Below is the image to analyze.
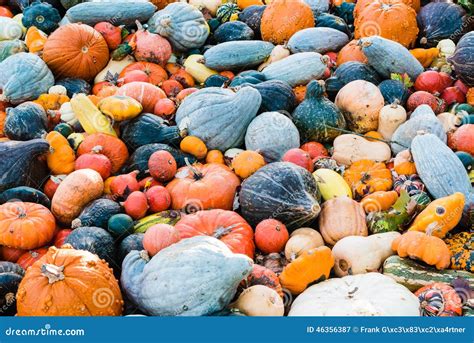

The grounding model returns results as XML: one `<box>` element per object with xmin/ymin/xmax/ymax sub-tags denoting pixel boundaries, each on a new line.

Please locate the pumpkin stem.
<box><xmin>91</xmin><ymin>145</ymin><xmax>103</xmax><ymax>154</ymax></box>
<box><xmin>41</xmin><ymin>264</ymin><xmax>65</xmax><ymax>284</ymax></box>
<box><xmin>213</xmin><ymin>224</ymin><xmax>239</xmax><ymax>239</ymax></box>
<box><xmin>420</xmin><ymin>37</ymin><xmax>428</xmax><ymax>45</ymax></box>
<box><xmin>139</xmin><ymin>250</ymin><xmax>150</xmax><ymax>262</ymax></box>
<box><xmin>135</xmin><ymin>20</ymin><xmax>144</xmax><ymax>31</ymax></box>
<box><xmin>184</xmin><ymin>158</ymin><xmax>203</xmax><ymax>180</ymax></box>
<box><xmin>17</xmin><ymin>206</ymin><xmax>27</xmax><ymax>219</ymax></box>
<box><xmin>71</xmin><ymin>218</ymin><xmax>82</xmax><ymax>229</ymax></box>
<box><xmin>390</xmin><ymin>99</ymin><xmax>400</xmax><ymax>108</ymax></box>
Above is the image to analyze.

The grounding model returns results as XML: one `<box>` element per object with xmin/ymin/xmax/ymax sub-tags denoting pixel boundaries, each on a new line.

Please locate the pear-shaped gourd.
<box><xmin>292</xmin><ymin>80</ymin><xmax>346</xmax><ymax>143</ymax></box>
<box><xmin>391</xmin><ymin>105</ymin><xmax>446</xmax><ymax>154</ymax></box>
<box><xmin>377</xmin><ymin>103</ymin><xmax>407</xmax><ymax>141</ymax></box>
<box><xmin>123</xmin><ymin>236</ymin><xmax>253</xmax><ymax>316</ymax></box>
<box><xmin>176</xmin><ymin>87</ymin><xmax>261</xmax><ymax>151</ymax></box>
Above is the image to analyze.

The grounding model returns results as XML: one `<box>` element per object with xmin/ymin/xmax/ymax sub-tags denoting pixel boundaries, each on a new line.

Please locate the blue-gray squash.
<box><xmin>378</xmin><ymin>79</ymin><xmax>409</xmax><ymax>106</ymax></box>
<box><xmin>118</xmin><ymin>234</ymin><xmax>144</xmax><ymax>263</ymax></box>
<box><xmin>448</xmin><ymin>32</ymin><xmax>474</xmax><ymax>87</ymax></box>
<box><xmin>0</xmin><ymin>262</ymin><xmax>24</xmax><ymax>316</ymax></box>
<box><xmin>325</xmin><ymin>61</ymin><xmax>381</xmax><ymax>98</ymax></box>
<box><xmin>66</xmin><ymin>1</ymin><xmax>156</xmax><ymax>26</ymax></box>
<box><xmin>261</xmin><ymin>52</ymin><xmax>327</xmax><ymax>87</ymax></box>
<box><xmin>241</xmin><ymin>80</ymin><xmax>296</xmax><ymax>113</ymax></box>
<box><xmin>411</xmin><ymin>133</ymin><xmax>473</xmax><ymax>226</ymax></box>
<box><xmin>238</xmin><ymin>5</ymin><xmax>265</xmax><ymax>36</ymax></box>
<box><xmin>0</xmin><ymin>186</ymin><xmax>50</xmax><ymax>208</ymax></box>
<box><xmin>0</xmin><ymin>53</ymin><xmax>54</xmax><ymax>105</ymax></box>
<box><xmin>5</xmin><ymin>102</ymin><xmax>48</xmax><ymax>141</ymax></box>
<box><xmin>360</xmin><ymin>36</ymin><xmax>424</xmax><ymax>80</ymax></box>
<box><xmin>55</xmin><ymin>78</ymin><xmax>91</xmax><ymax>97</ymax></box>
<box><xmin>204</xmin><ymin>74</ymin><xmax>230</xmax><ymax>87</ymax></box>
<box><xmin>147</xmin><ymin>2</ymin><xmax>209</xmax><ymax>51</ymax></box>
<box><xmin>22</xmin><ymin>1</ymin><xmax>61</xmax><ymax>34</ymax></box>
<box><xmin>287</xmin><ymin>27</ymin><xmax>349</xmax><ymax>54</ymax></box>
<box><xmin>315</xmin><ymin>13</ymin><xmax>350</xmax><ymax>36</ymax></box>
<box><xmin>230</xmin><ymin>70</ymin><xmax>266</xmax><ymax>87</ymax></box>
<box><xmin>213</xmin><ymin>21</ymin><xmax>254</xmax><ymax>43</ymax></box>
<box><xmin>72</xmin><ymin>198</ymin><xmax>122</xmax><ymax>229</ymax></box>
<box><xmin>292</xmin><ymin>80</ymin><xmax>346</xmax><ymax>143</ymax></box>
<box><xmin>239</xmin><ymin>162</ymin><xmax>321</xmax><ymax>230</ymax></box>
<box><xmin>304</xmin><ymin>0</ymin><xmax>329</xmax><ymax>16</ymax></box>
<box><xmin>391</xmin><ymin>105</ymin><xmax>446</xmax><ymax>154</ymax></box>
<box><xmin>203</xmin><ymin>40</ymin><xmax>274</xmax><ymax>71</ymax></box>
<box><xmin>176</xmin><ymin>87</ymin><xmax>261</xmax><ymax>151</ymax></box>
<box><xmin>0</xmin><ymin>40</ymin><xmax>27</xmax><ymax>63</ymax></box>
<box><xmin>245</xmin><ymin>111</ymin><xmax>300</xmax><ymax>162</ymax></box>
<box><xmin>122</xmin><ymin>236</ymin><xmax>253</xmax><ymax>316</ymax></box>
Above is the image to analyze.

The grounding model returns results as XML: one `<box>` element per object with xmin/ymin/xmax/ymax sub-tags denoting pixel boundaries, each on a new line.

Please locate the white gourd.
<box><xmin>377</xmin><ymin>104</ymin><xmax>407</xmax><ymax>140</ymax></box>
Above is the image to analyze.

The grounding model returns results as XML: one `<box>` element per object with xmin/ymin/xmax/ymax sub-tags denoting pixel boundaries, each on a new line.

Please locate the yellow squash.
<box><xmin>45</xmin><ymin>131</ymin><xmax>76</xmax><ymax>175</ymax></box>
<box><xmin>70</xmin><ymin>94</ymin><xmax>117</xmax><ymax>137</ymax></box>
<box><xmin>184</xmin><ymin>54</ymin><xmax>218</xmax><ymax>84</ymax></box>
<box><xmin>409</xmin><ymin>192</ymin><xmax>465</xmax><ymax>238</ymax></box>
<box><xmin>312</xmin><ymin>168</ymin><xmax>352</xmax><ymax>200</ymax></box>
<box><xmin>98</xmin><ymin>95</ymin><xmax>143</xmax><ymax>121</ymax></box>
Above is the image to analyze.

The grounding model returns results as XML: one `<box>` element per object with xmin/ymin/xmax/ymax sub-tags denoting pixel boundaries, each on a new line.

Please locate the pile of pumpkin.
<box><xmin>0</xmin><ymin>0</ymin><xmax>473</xmax><ymax>317</ymax></box>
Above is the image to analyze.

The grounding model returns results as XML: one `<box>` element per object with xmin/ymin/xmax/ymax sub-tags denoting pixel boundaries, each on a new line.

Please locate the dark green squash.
<box><xmin>71</xmin><ymin>198</ymin><xmax>122</xmax><ymax>229</ymax></box>
<box><xmin>216</xmin><ymin>3</ymin><xmax>240</xmax><ymax>23</ymax></box>
<box><xmin>121</xmin><ymin>143</ymin><xmax>196</xmax><ymax>177</ymax></box>
<box><xmin>55</xmin><ymin>78</ymin><xmax>91</xmax><ymax>97</ymax></box>
<box><xmin>0</xmin><ymin>139</ymin><xmax>50</xmax><ymax>193</ymax></box>
<box><xmin>213</xmin><ymin>21</ymin><xmax>254</xmax><ymax>43</ymax></box>
<box><xmin>455</xmin><ymin>151</ymin><xmax>473</xmax><ymax>172</ymax></box>
<box><xmin>120</xmin><ymin>113</ymin><xmax>183</xmax><ymax>151</ymax></box>
<box><xmin>418</xmin><ymin>2</ymin><xmax>467</xmax><ymax>47</ymax></box>
<box><xmin>325</xmin><ymin>62</ymin><xmax>381</xmax><ymax>98</ymax></box>
<box><xmin>292</xmin><ymin>80</ymin><xmax>346</xmax><ymax>143</ymax></box>
<box><xmin>241</xmin><ymin>80</ymin><xmax>296</xmax><ymax>113</ymax></box>
<box><xmin>117</xmin><ymin>233</ymin><xmax>144</xmax><ymax>263</ymax></box>
<box><xmin>0</xmin><ymin>262</ymin><xmax>24</xmax><ymax>316</ymax></box>
<box><xmin>64</xmin><ymin>226</ymin><xmax>116</xmax><ymax>267</ymax></box>
<box><xmin>204</xmin><ymin>74</ymin><xmax>230</xmax><ymax>87</ymax></box>
<box><xmin>448</xmin><ymin>32</ymin><xmax>474</xmax><ymax>87</ymax></box>
<box><xmin>238</xmin><ymin>5</ymin><xmax>265</xmax><ymax>37</ymax></box>
<box><xmin>378</xmin><ymin>79</ymin><xmax>409</xmax><ymax>106</ymax></box>
<box><xmin>315</xmin><ymin>13</ymin><xmax>350</xmax><ymax>36</ymax></box>
<box><xmin>239</xmin><ymin>162</ymin><xmax>321</xmax><ymax>230</ymax></box>
<box><xmin>22</xmin><ymin>0</ymin><xmax>61</xmax><ymax>34</ymax></box>
<box><xmin>0</xmin><ymin>186</ymin><xmax>50</xmax><ymax>208</ymax></box>
<box><xmin>108</xmin><ymin>213</ymin><xmax>135</xmax><ymax>238</ymax></box>
<box><xmin>54</xmin><ymin>122</ymin><xmax>74</xmax><ymax>138</ymax></box>
<box><xmin>332</xmin><ymin>2</ymin><xmax>354</xmax><ymax>26</ymax></box>
<box><xmin>207</xmin><ymin>18</ymin><xmax>221</xmax><ymax>32</ymax></box>
<box><xmin>229</xmin><ymin>70</ymin><xmax>266</xmax><ymax>87</ymax></box>
<box><xmin>4</xmin><ymin>102</ymin><xmax>48</xmax><ymax>141</ymax></box>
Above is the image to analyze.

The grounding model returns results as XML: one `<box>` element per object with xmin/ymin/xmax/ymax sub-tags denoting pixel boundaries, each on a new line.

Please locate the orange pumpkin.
<box><xmin>393</xmin><ymin>149</ymin><xmax>417</xmax><ymax>175</ymax></box>
<box><xmin>231</xmin><ymin>150</ymin><xmax>266</xmax><ymax>179</ymax></box>
<box><xmin>260</xmin><ymin>0</ymin><xmax>315</xmax><ymax>45</ymax></box>
<box><xmin>116</xmin><ymin>82</ymin><xmax>166</xmax><ymax>113</ymax></box>
<box><xmin>150</xmin><ymin>0</ymin><xmax>176</xmax><ymax>9</ymax></box>
<box><xmin>206</xmin><ymin>150</ymin><xmax>225</xmax><ymax>164</ymax></box>
<box><xmin>448</xmin><ymin>124</ymin><xmax>474</xmax><ymax>155</ymax></box>
<box><xmin>119</xmin><ymin>62</ymin><xmax>168</xmax><ymax>86</ymax></box>
<box><xmin>16</xmin><ymin>245</ymin><xmax>123</xmax><ymax>316</ymax></box>
<box><xmin>392</xmin><ymin>231</ymin><xmax>451</xmax><ymax>270</ymax></box>
<box><xmin>0</xmin><ymin>246</ymin><xmax>24</xmax><ymax>262</ymax></box>
<box><xmin>355</xmin><ymin>0</ymin><xmax>420</xmax><ymax>15</ymax></box>
<box><xmin>166</xmin><ymin>163</ymin><xmax>240</xmax><ymax>212</ymax></box>
<box><xmin>174</xmin><ymin>209</ymin><xmax>255</xmax><ymax>258</ymax></box>
<box><xmin>0</xmin><ymin>202</ymin><xmax>56</xmax><ymax>250</ymax></box>
<box><xmin>143</xmin><ymin>224</ymin><xmax>180</xmax><ymax>256</ymax></box>
<box><xmin>0</xmin><ymin>110</ymin><xmax>6</xmax><ymax>137</ymax></box>
<box><xmin>43</xmin><ymin>24</ymin><xmax>109</xmax><ymax>81</ymax></box>
<box><xmin>45</xmin><ymin>131</ymin><xmax>76</xmax><ymax>175</ymax></box>
<box><xmin>237</xmin><ymin>0</ymin><xmax>265</xmax><ymax>9</ymax></box>
<box><xmin>34</xmin><ymin>93</ymin><xmax>69</xmax><ymax>111</ymax></box>
<box><xmin>355</xmin><ymin>1</ymin><xmax>419</xmax><ymax>48</ymax></box>
<box><xmin>360</xmin><ymin>190</ymin><xmax>398</xmax><ymax>212</ymax></box>
<box><xmin>343</xmin><ymin>160</ymin><xmax>393</xmax><ymax>199</ymax></box>
<box><xmin>242</xmin><ymin>264</ymin><xmax>283</xmax><ymax>297</ymax></box>
<box><xmin>77</xmin><ymin>133</ymin><xmax>129</xmax><ymax>174</ymax></box>
<box><xmin>336</xmin><ymin>40</ymin><xmax>368</xmax><ymax>65</ymax></box>
<box><xmin>254</xmin><ymin>219</ymin><xmax>289</xmax><ymax>254</ymax></box>
<box><xmin>467</xmin><ymin>88</ymin><xmax>474</xmax><ymax>106</ymax></box>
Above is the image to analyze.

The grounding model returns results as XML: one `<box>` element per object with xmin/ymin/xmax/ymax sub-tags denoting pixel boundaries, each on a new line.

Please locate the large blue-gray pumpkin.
<box><xmin>304</xmin><ymin>0</ymin><xmax>329</xmax><ymax>16</ymax></box>
<box><xmin>245</xmin><ymin>111</ymin><xmax>300</xmax><ymax>162</ymax></box>
<box><xmin>0</xmin><ymin>40</ymin><xmax>27</xmax><ymax>63</ymax></box>
<box><xmin>176</xmin><ymin>87</ymin><xmax>261</xmax><ymax>151</ymax></box>
<box><xmin>239</xmin><ymin>162</ymin><xmax>321</xmax><ymax>230</ymax></box>
<box><xmin>240</xmin><ymin>80</ymin><xmax>296</xmax><ymax>113</ymax></box>
<box><xmin>0</xmin><ymin>53</ymin><xmax>54</xmax><ymax>105</ymax></box>
<box><xmin>448</xmin><ymin>32</ymin><xmax>474</xmax><ymax>87</ymax></box>
<box><xmin>287</xmin><ymin>27</ymin><xmax>349</xmax><ymax>54</ymax></box>
<box><xmin>121</xmin><ymin>236</ymin><xmax>253</xmax><ymax>316</ymax></box>
<box><xmin>203</xmin><ymin>40</ymin><xmax>274</xmax><ymax>71</ymax></box>
<box><xmin>390</xmin><ymin>105</ymin><xmax>446</xmax><ymax>154</ymax></box>
<box><xmin>360</xmin><ymin>36</ymin><xmax>424</xmax><ymax>80</ymax></box>
<box><xmin>261</xmin><ymin>52</ymin><xmax>327</xmax><ymax>87</ymax></box>
<box><xmin>147</xmin><ymin>2</ymin><xmax>209</xmax><ymax>51</ymax></box>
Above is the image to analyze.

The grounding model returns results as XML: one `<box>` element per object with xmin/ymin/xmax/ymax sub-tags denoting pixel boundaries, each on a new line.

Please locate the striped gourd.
<box><xmin>133</xmin><ymin>211</ymin><xmax>182</xmax><ymax>233</ymax></box>
<box><xmin>383</xmin><ymin>255</ymin><xmax>474</xmax><ymax>292</ymax></box>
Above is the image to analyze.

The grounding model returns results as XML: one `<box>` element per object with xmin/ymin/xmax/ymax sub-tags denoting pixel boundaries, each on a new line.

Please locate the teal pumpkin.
<box><xmin>238</xmin><ymin>5</ymin><xmax>265</xmax><ymax>36</ymax></box>
<box><xmin>213</xmin><ymin>21</ymin><xmax>254</xmax><ymax>43</ymax></box>
<box><xmin>5</xmin><ymin>102</ymin><xmax>48</xmax><ymax>141</ymax></box>
<box><xmin>0</xmin><ymin>186</ymin><xmax>50</xmax><ymax>208</ymax></box>
<box><xmin>0</xmin><ymin>262</ymin><xmax>24</xmax><ymax>316</ymax></box>
<box><xmin>65</xmin><ymin>226</ymin><xmax>116</xmax><ymax>266</ymax></box>
<box><xmin>315</xmin><ymin>13</ymin><xmax>350</xmax><ymax>36</ymax></box>
<box><xmin>22</xmin><ymin>1</ymin><xmax>62</xmax><ymax>34</ymax></box>
<box><xmin>71</xmin><ymin>198</ymin><xmax>122</xmax><ymax>229</ymax></box>
<box><xmin>108</xmin><ymin>213</ymin><xmax>135</xmax><ymax>238</ymax></box>
<box><xmin>204</xmin><ymin>74</ymin><xmax>230</xmax><ymax>87</ymax></box>
<box><xmin>241</xmin><ymin>80</ymin><xmax>296</xmax><ymax>113</ymax></box>
<box><xmin>55</xmin><ymin>78</ymin><xmax>91</xmax><ymax>97</ymax></box>
<box><xmin>216</xmin><ymin>3</ymin><xmax>240</xmax><ymax>23</ymax></box>
<box><xmin>230</xmin><ymin>70</ymin><xmax>266</xmax><ymax>87</ymax></box>
<box><xmin>455</xmin><ymin>151</ymin><xmax>473</xmax><ymax>172</ymax></box>
<box><xmin>118</xmin><ymin>233</ymin><xmax>144</xmax><ymax>263</ymax></box>
<box><xmin>292</xmin><ymin>80</ymin><xmax>346</xmax><ymax>143</ymax></box>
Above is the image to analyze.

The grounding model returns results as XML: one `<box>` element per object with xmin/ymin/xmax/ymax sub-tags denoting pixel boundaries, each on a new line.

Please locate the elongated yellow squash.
<box><xmin>70</xmin><ymin>94</ymin><xmax>117</xmax><ymax>137</ymax></box>
<box><xmin>184</xmin><ymin>54</ymin><xmax>217</xmax><ymax>84</ymax></box>
<box><xmin>312</xmin><ymin>169</ymin><xmax>352</xmax><ymax>200</ymax></box>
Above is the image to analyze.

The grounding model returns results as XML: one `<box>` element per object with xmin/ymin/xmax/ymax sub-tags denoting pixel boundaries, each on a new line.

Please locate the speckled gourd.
<box><xmin>175</xmin><ymin>87</ymin><xmax>261</xmax><ymax>151</ymax></box>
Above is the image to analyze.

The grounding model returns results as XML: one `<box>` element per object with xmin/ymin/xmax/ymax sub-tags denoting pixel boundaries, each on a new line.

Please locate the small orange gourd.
<box><xmin>343</xmin><ymin>160</ymin><xmax>393</xmax><ymax>199</ymax></box>
<box><xmin>360</xmin><ymin>190</ymin><xmax>398</xmax><ymax>212</ymax></box>
<box><xmin>410</xmin><ymin>48</ymin><xmax>440</xmax><ymax>68</ymax></box>
<box><xmin>45</xmin><ymin>131</ymin><xmax>76</xmax><ymax>175</ymax></box>
<box><xmin>25</xmin><ymin>26</ymin><xmax>48</xmax><ymax>53</ymax></box>
<box><xmin>409</xmin><ymin>192</ymin><xmax>465</xmax><ymax>238</ymax></box>
<box><xmin>34</xmin><ymin>93</ymin><xmax>70</xmax><ymax>111</ymax></box>
<box><xmin>279</xmin><ymin>246</ymin><xmax>334</xmax><ymax>294</ymax></box>
<box><xmin>232</xmin><ymin>150</ymin><xmax>266</xmax><ymax>179</ymax></box>
<box><xmin>337</xmin><ymin>40</ymin><xmax>368</xmax><ymax>65</ymax></box>
<box><xmin>180</xmin><ymin>136</ymin><xmax>208</xmax><ymax>160</ymax></box>
<box><xmin>467</xmin><ymin>88</ymin><xmax>474</xmax><ymax>106</ymax></box>
<box><xmin>205</xmin><ymin>150</ymin><xmax>225</xmax><ymax>164</ymax></box>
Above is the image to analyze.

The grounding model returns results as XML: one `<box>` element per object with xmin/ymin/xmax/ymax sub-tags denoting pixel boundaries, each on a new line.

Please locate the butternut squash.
<box><xmin>332</xmin><ymin>134</ymin><xmax>391</xmax><ymax>166</ymax></box>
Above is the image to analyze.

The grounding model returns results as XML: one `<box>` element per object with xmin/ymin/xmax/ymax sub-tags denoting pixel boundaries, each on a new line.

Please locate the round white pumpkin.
<box><xmin>234</xmin><ymin>285</ymin><xmax>284</xmax><ymax>316</ymax></box>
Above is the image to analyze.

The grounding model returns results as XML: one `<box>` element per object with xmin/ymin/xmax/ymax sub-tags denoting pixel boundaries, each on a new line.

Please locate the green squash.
<box><xmin>204</xmin><ymin>74</ymin><xmax>230</xmax><ymax>87</ymax></box>
<box><xmin>0</xmin><ymin>186</ymin><xmax>50</xmax><ymax>208</ymax></box>
<box><xmin>315</xmin><ymin>13</ymin><xmax>350</xmax><ymax>36</ymax></box>
<box><xmin>117</xmin><ymin>233</ymin><xmax>144</xmax><ymax>263</ymax></box>
<box><xmin>238</xmin><ymin>5</ymin><xmax>265</xmax><ymax>36</ymax></box>
<box><xmin>239</xmin><ymin>162</ymin><xmax>321</xmax><ymax>230</ymax></box>
<box><xmin>0</xmin><ymin>53</ymin><xmax>54</xmax><ymax>105</ymax></box>
<box><xmin>175</xmin><ymin>87</ymin><xmax>261</xmax><ymax>151</ymax></box>
<box><xmin>4</xmin><ymin>102</ymin><xmax>48</xmax><ymax>141</ymax></box>
<box><xmin>108</xmin><ymin>213</ymin><xmax>135</xmax><ymax>238</ymax></box>
<box><xmin>132</xmin><ymin>210</ymin><xmax>181</xmax><ymax>234</ymax></box>
<box><xmin>65</xmin><ymin>226</ymin><xmax>116</xmax><ymax>266</ymax></box>
<box><xmin>148</xmin><ymin>2</ymin><xmax>209</xmax><ymax>52</ymax></box>
<box><xmin>241</xmin><ymin>80</ymin><xmax>296</xmax><ymax>113</ymax></box>
<box><xmin>203</xmin><ymin>40</ymin><xmax>274</xmax><ymax>71</ymax></box>
<box><xmin>291</xmin><ymin>80</ymin><xmax>346</xmax><ymax>143</ymax></box>
<box><xmin>213</xmin><ymin>21</ymin><xmax>254</xmax><ymax>43</ymax></box>
<box><xmin>0</xmin><ymin>40</ymin><xmax>27</xmax><ymax>63</ymax></box>
<box><xmin>72</xmin><ymin>198</ymin><xmax>122</xmax><ymax>229</ymax></box>
<box><xmin>229</xmin><ymin>70</ymin><xmax>266</xmax><ymax>87</ymax></box>
<box><xmin>122</xmin><ymin>236</ymin><xmax>253</xmax><ymax>316</ymax></box>
<box><xmin>54</xmin><ymin>123</ymin><xmax>74</xmax><ymax>138</ymax></box>
<box><xmin>216</xmin><ymin>3</ymin><xmax>240</xmax><ymax>23</ymax></box>
<box><xmin>0</xmin><ymin>262</ymin><xmax>24</xmax><ymax>316</ymax></box>
<box><xmin>22</xmin><ymin>1</ymin><xmax>61</xmax><ymax>34</ymax></box>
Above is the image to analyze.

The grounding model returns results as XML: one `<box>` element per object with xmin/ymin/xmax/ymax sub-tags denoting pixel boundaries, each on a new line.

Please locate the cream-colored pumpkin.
<box><xmin>284</xmin><ymin>228</ymin><xmax>324</xmax><ymax>261</ymax></box>
<box><xmin>288</xmin><ymin>273</ymin><xmax>420</xmax><ymax>316</ymax></box>
<box><xmin>59</xmin><ymin>102</ymin><xmax>78</xmax><ymax>126</ymax></box>
<box><xmin>48</xmin><ymin>85</ymin><xmax>68</xmax><ymax>95</ymax></box>
<box><xmin>335</xmin><ymin>80</ymin><xmax>384</xmax><ymax>133</ymax></box>
<box><xmin>332</xmin><ymin>134</ymin><xmax>391</xmax><ymax>166</ymax></box>
<box><xmin>331</xmin><ymin>232</ymin><xmax>400</xmax><ymax>277</ymax></box>
<box><xmin>94</xmin><ymin>55</ymin><xmax>135</xmax><ymax>84</ymax></box>
<box><xmin>258</xmin><ymin>45</ymin><xmax>291</xmax><ymax>71</ymax></box>
<box><xmin>377</xmin><ymin>103</ymin><xmax>407</xmax><ymax>140</ymax></box>
<box><xmin>189</xmin><ymin>0</ymin><xmax>223</xmax><ymax>15</ymax></box>
<box><xmin>234</xmin><ymin>285</ymin><xmax>284</xmax><ymax>316</ymax></box>
<box><xmin>0</xmin><ymin>17</ymin><xmax>23</xmax><ymax>41</ymax></box>
<box><xmin>437</xmin><ymin>112</ymin><xmax>460</xmax><ymax>132</ymax></box>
